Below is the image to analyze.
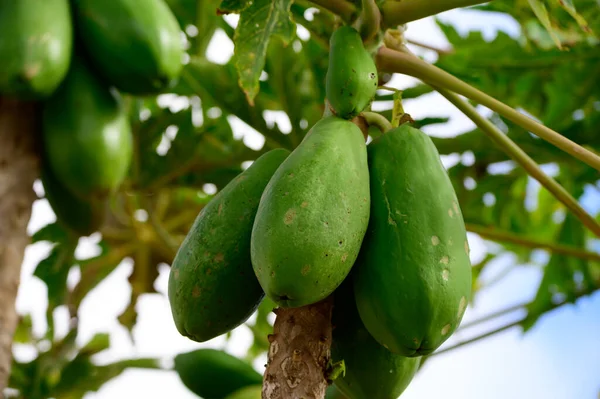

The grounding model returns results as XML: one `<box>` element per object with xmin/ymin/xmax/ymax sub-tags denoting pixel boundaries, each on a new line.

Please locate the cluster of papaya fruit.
<box><xmin>168</xmin><ymin>24</ymin><xmax>472</xmax><ymax>399</ymax></box>
<box><xmin>0</xmin><ymin>0</ymin><xmax>184</xmax><ymax>235</ymax></box>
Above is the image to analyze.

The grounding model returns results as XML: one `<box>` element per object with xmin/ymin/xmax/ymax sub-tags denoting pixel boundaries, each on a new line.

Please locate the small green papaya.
<box><xmin>224</xmin><ymin>385</ymin><xmax>262</xmax><ymax>399</ymax></box>
<box><xmin>168</xmin><ymin>149</ymin><xmax>290</xmax><ymax>342</ymax></box>
<box><xmin>72</xmin><ymin>0</ymin><xmax>184</xmax><ymax>94</ymax></box>
<box><xmin>174</xmin><ymin>349</ymin><xmax>262</xmax><ymax>399</ymax></box>
<box><xmin>41</xmin><ymin>165</ymin><xmax>106</xmax><ymax>236</ymax></box>
<box><xmin>251</xmin><ymin>116</ymin><xmax>370</xmax><ymax>308</ymax></box>
<box><xmin>331</xmin><ymin>278</ymin><xmax>420</xmax><ymax>399</ymax></box>
<box><xmin>353</xmin><ymin>124</ymin><xmax>472</xmax><ymax>357</ymax></box>
<box><xmin>0</xmin><ymin>0</ymin><xmax>72</xmax><ymax>98</ymax></box>
<box><xmin>326</xmin><ymin>26</ymin><xmax>378</xmax><ymax>119</ymax></box>
<box><xmin>42</xmin><ymin>57</ymin><xmax>133</xmax><ymax>199</ymax></box>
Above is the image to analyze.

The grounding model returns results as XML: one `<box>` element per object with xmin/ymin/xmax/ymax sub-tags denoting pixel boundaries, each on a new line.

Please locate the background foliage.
<box><xmin>7</xmin><ymin>0</ymin><xmax>600</xmax><ymax>397</ymax></box>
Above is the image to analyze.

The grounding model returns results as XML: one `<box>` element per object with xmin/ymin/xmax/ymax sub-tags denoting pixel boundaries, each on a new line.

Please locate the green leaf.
<box><xmin>218</xmin><ymin>0</ymin><xmax>252</xmax><ymax>14</ymax></box>
<box><xmin>32</xmin><ymin>222</ymin><xmax>71</xmax><ymax>244</ymax></box>
<box><xmin>33</xmin><ymin>241</ymin><xmax>77</xmax><ymax>312</ymax></box>
<box><xmin>527</xmin><ymin>0</ymin><xmax>563</xmax><ymax>49</ymax></box>
<box><xmin>13</xmin><ymin>314</ymin><xmax>34</xmax><ymax>344</ymax></box>
<box><xmin>233</xmin><ymin>0</ymin><xmax>295</xmax><ymax>104</ymax></box>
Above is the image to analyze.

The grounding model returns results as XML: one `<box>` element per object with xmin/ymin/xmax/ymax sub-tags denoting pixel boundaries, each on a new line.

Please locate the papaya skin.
<box><xmin>40</xmin><ymin>165</ymin><xmax>106</xmax><ymax>236</ymax></box>
<box><xmin>42</xmin><ymin>57</ymin><xmax>133</xmax><ymax>200</ymax></box>
<box><xmin>326</xmin><ymin>26</ymin><xmax>378</xmax><ymax>119</ymax></box>
<box><xmin>251</xmin><ymin>116</ymin><xmax>370</xmax><ymax>308</ymax></box>
<box><xmin>0</xmin><ymin>0</ymin><xmax>72</xmax><ymax>99</ymax></box>
<box><xmin>168</xmin><ymin>149</ymin><xmax>290</xmax><ymax>342</ymax></box>
<box><xmin>174</xmin><ymin>349</ymin><xmax>262</xmax><ymax>399</ymax></box>
<box><xmin>331</xmin><ymin>278</ymin><xmax>420</xmax><ymax>399</ymax></box>
<box><xmin>72</xmin><ymin>0</ymin><xmax>184</xmax><ymax>95</ymax></box>
<box><xmin>353</xmin><ymin>124</ymin><xmax>472</xmax><ymax>357</ymax></box>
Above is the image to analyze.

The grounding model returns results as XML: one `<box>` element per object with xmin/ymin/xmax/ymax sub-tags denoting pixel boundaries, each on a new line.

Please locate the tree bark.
<box><xmin>262</xmin><ymin>297</ymin><xmax>334</xmax><ymax>399</ymax></box>
<box><xmin>0</xmin><ymin>97</ymin><xmax>40</xmax><ymax>395</ymax></box>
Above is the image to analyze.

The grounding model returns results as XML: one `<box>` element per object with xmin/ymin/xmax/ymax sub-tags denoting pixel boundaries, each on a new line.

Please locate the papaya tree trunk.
<box><xmin>0</xmin><ymin>97</ymin><xmax>40</xmax><ymax>393</ymax></box>
<box><xmin>262</xmin><ymin>297</ymin><xmax>334</xmax><ymax>399</ymax></box>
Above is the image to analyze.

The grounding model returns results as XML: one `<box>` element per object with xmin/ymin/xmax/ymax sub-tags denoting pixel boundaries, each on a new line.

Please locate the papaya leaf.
<box><xmin>13</xmin><ymin>314</ymin><xmax>34</xmax><ymax>344</ymax></box>
<box><xmin>527</xmin><ymin>0</ymin><xmax>563</xmax><ymax>49</ymax></box>
<box><xmin>31</xmin><ymin>222</ymin><xmax>70</xmax><ymax>244</ymax></box>
<box><xmin>233</xmin><ymin>0</ymin><xmax>295</xmax><ymax>105</ymax></box>
<box><xmin>218</xmin><ymin>0</ymin><xmax>252</xmax><ymax>14</ymax></box>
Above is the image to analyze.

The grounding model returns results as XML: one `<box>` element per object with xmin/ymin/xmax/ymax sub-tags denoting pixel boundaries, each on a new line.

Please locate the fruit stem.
<box><xmin>358</xmin><ymin>0</ymin><xmax>381</xmax><ymax>42</ymax></box>
<box><xmin>375</xmin><ymin>47</ymin><xmax>600</xmax><ymax>172</ymax></box>
<box><xmin>308</xmin><ymin>0</ymin><xmax>358</xmax><ymax>22</ymax></box>
<box><xmin>466</xmin><ymin>223</ymin><xmax>600</xmax><ymax>262</ymax></box>
<box><xmin>435</xmin><ymin>87</ymin><xmax>600</xmax><ymax>238</ymax></box>
<box><xmin>380</xmin><ymin>0</ymin><xmax>493</xmax><ymax>26</ymax></box>
<box><xmin>362</xmin><ymin>111</ymin><xmax>392</xmax><ymax>133</ymax></box>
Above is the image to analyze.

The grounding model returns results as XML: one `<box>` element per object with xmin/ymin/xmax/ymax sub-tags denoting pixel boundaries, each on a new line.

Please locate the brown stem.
<box><xmin>0</xmin><ymin>98</ymin><xmax>40</xmax><ymax>391</ymax></box>
<box><xmin>263</xmin><ymin>297</ymin><xmax>334</xmax><ymax>399</ymax></box>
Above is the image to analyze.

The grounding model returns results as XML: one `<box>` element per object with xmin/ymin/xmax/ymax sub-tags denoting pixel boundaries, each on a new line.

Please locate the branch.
<box><xmin>433</xmin><ymin>87</ymin><xmax>600</xmax><ymax>237</ymax></box>
<box><xmin>0</xmin><ymin>97</ymin><xmax>40</xmax><ymax>391</ymax></box>
<box><xmin>466</xmin><ymin>223</ymin><xmax>600</xmax><ymax>262</ymax></box>
<box><xmin>375</xmin><ymin>47</ymin><xmax>600</xmax><ymax>172</ymax></box>
<box><xmin>406</xmin><ymin>38</ymin><xmax>453</xmax><ymax>55</ymax></box>
<box><xmin>380</xmin><ymin>0</ymin><xmax>493</xmax><ymax>26</ymax></box>
<box><xmin>359</xmin><ymin>0</ymin><xmax>381</xmax><ymax>42</ymax></box>
<box><xmin>308</xmin><ymin>0</ymin><xmax>357</xmax><ymax>23</ymax></box>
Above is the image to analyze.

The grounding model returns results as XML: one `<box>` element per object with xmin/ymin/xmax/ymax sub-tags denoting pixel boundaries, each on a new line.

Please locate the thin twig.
<box><xmin>406</xmin><ymin>38</ymin><xmax>453</xmax><ymax>55</ymax></box>
<box><xmin>466</xmin><ymin>223</ymin><xmax>600</xmax><ymax>262</ymax></box>
<box><xmin>459</xmin><ymin>302</ymin><xmax>528</xmax><ymax>331</ymax></box>
<box><xmin>375</xmin><ymin>47</ymin><xmax>600</xmax><ymax>172</ymax></box>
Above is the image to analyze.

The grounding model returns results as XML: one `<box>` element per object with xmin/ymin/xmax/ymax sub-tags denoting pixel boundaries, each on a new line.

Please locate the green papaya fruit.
<box><xmin>72</xmin><ymin>0</ymin><xmax>183</xmax><ymax>94</ymax></box>
<box><xmin>169</xmin><ymin>149</ymin><xmax>290</xmax><ymax>342</ymax></box>
<box><xmin>0</xmin><ymin>0</ymin><xmax>72</xmax><ymax>98</ymax></box>
<box><xmin>224</xmin><ymin>385</ymin><xmax>262</xmax><ymax>399</ymax></box>
<box><xmin>42</xmin><ymin>57</ymin><xmax>133</xmax><ymax>199</ymax></box>
<box><xmin>41</xmin><ymin>165</ymin><xmax>106</xmax><ymax>236</ymax></box>
<box><xmin>331</xmin><ymin>278</ymin><xmax>420</xmax><ymax>399</ymax></box>
<box><xmin>174</xmin><ymin>349</ymin><xmax>262</xmax><ymax>399</ymax></box>
<box><xmin>251</xmin><ymin>116</ymin><xmax>370</xmax><ymax>308</ymax></box>
<box><xmin>353</xmin><ymin>124</ymin><xmax>472</xmax><ymax>357</ymax></box>
<box><xmin>326</xmin><ymin>26</ymin><xmax>378</xmax><ymax>119</ymax></box>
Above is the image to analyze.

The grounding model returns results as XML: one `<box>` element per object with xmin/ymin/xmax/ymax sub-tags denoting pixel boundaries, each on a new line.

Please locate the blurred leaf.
<box><xmin>79</xmin><ymin>333</ymin><xmax>110</xmax><ymax>357</ymax></box>
<box><xmin>233</xmin><ymin>0</ymin><xmax>295</xmax><ymax>104</ymax></box>
<box><xmin>527</xmin><ymin>0</ymin><xmax>563</xmax><ymax>48</ymax></box>
<box><xmin>218</xmin><ymin>0</ymin><xmax>252</xmax><ymax>14</ymax></box>
<box><xmin>13</xmin><ymin>314</ymin><xmax>34</xmax><ymax>344</ymax></box>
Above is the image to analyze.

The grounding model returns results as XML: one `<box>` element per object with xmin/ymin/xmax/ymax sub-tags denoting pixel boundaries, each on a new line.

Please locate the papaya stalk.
<box><xmin>361</xmin><ymin>111</ymin><xmax>392</xmax><ymax>133</ymax></box>
<box><xmin>357</xmin><ymin>0</ymin><xmax>381</xmax><ymax>42</ymax></box>
<box><xmin>375</xmin><ymin>46</ymin><xmax>600</xmax><ymax>172</ymax></box>
<box><xmin>434</xmin><ymin>87</ymin><xmax>600</xmax><ymax>237</ymax></box>
<box><xmin>380</xmin><ymin>0</ymin><xmax>494</xmax><ymax>26</ymax></box>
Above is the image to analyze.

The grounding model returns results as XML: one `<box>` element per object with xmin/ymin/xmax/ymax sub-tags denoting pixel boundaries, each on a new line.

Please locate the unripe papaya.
<box><xmin>168</xmin><ymin>149</ymin><xmax>290</xmax><ymax>342</ymax></box>
<box><xmin>72</xmin><ymin>0</ymin><xmax>184</xmax><ymax>95</ymax></box>
<box><xmin>42</xmin><ymin>57</ymin><xmax>133</xmax><ymax>199</ymax></box>
<box><xmin>174</xmin><ymin>349</ymin><xmax>262</xmax><ymax>399</ymax></box>
<box><xmin>41</xmin><ymin>165</ymin><xmax>106</xmax><ymax>236</ymax></box>
<box><xmin>0</xmin><ymin>0</ymin><xmax>72</xmax><ymax>98</ymax></box>
<box><xmin>251</xmin><ymin>116</ymin><xmax>370</xmax><ymax>308</ymax></box>
<box><xmin>353</xmin><ymin>124</ymin><xmax>472</xmax><ymax>357</ymax></box>
<box><xmin>326</xmin><ymin>26</ymin><xmax>378</xmax><ymax>119</ymax></box>
<box><xmin>225</xmin><ymin>385</ymin><xmax>262</xmax><ymax>399</ymax></box>
<box><xmin>331</xmin><ymin>278</ymin><xmax>420</xmax><ymax>399</ymax></box>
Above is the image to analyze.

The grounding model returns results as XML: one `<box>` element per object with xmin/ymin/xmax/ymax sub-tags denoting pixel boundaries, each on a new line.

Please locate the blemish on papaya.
<box><xmin>192</xmin><ymin>286</ymin><xmax>201</xmax><ymax>297</ymax></box>
<box><xmin>441</xmin><ymin>324</ymin><xmax>451</xmax><ymax>336</ymax></box>
<box><xmin>431</xmin><ymin>236</ymin><xmax>440</xmax><ymax>246</ymax></box>
<box><xmin>284</xmin><ymin>208</ymin><xmax>296</xmax><ymax>225</ymax></box>
<box><xmin>213</xmin><ymin>253</ymin><xmax>224</xmax><ymax>262</ymax></box>
<box><xmin>218</xmin><ymin>203</ymin><xmax>223</xmax><ymax>216</ymax></box>
<box><xmin>442</xmin><ymin>269</ymin><xmax>450</xmax><ymax>281</ymax></box>
<box><xmin>301</xmin><ymin>201</ymin><xmax>308</xmax><ymax>208</ymax></box>
<box><xmin>440</xmin><ymin>256</ymin><xmax>449</xmax><ymax>265</ymax></box>
<box><xmin>448</xmin><ymin>208</ymin><xmax>454</xmax><ymax>217</ymax></box>
<box><xmin>453</xmin><ymin>201</ymin><xmax>459</xmax><ymax>214</ymax></box>
<box><xmin>458</xmin><ymin>296</ymin><xmax>467</xmax><ymax>317</ymax></box>
<box><xmin>341</xmin><ymin>253</ymin><xmax>348</xmax><ymax>262</ymax></box>
<box><xmin>301</xmin><ymin>265</ymin><xmax>311</xmax><ymax>275</ymax></box>
<box><xmin>173</xmin><ymin>269</ymin><xmax>179</xmax><ymax>280</ymax></box>
<box><xmin>205</xmin><ymin>268</ymin><xmax>212</xmax><ymax>275</ymax></box>
<box><xmin>465</xmin><ymin>240</ymin><xmax>470</xmax><ymax>255</ymax></box>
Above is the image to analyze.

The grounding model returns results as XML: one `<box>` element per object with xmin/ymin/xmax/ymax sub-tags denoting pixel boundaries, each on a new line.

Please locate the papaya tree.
<box><xmin>1</xmin><ymin>0</ymin><xmax>599</xmax><ymax>398</ymax></box>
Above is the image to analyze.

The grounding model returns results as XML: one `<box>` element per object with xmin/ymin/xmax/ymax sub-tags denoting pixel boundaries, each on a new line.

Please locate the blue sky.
<box><xmin>11</xmin><ymin>7</ymin><xmax>600</xmax><ymax>399</ymax></box>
